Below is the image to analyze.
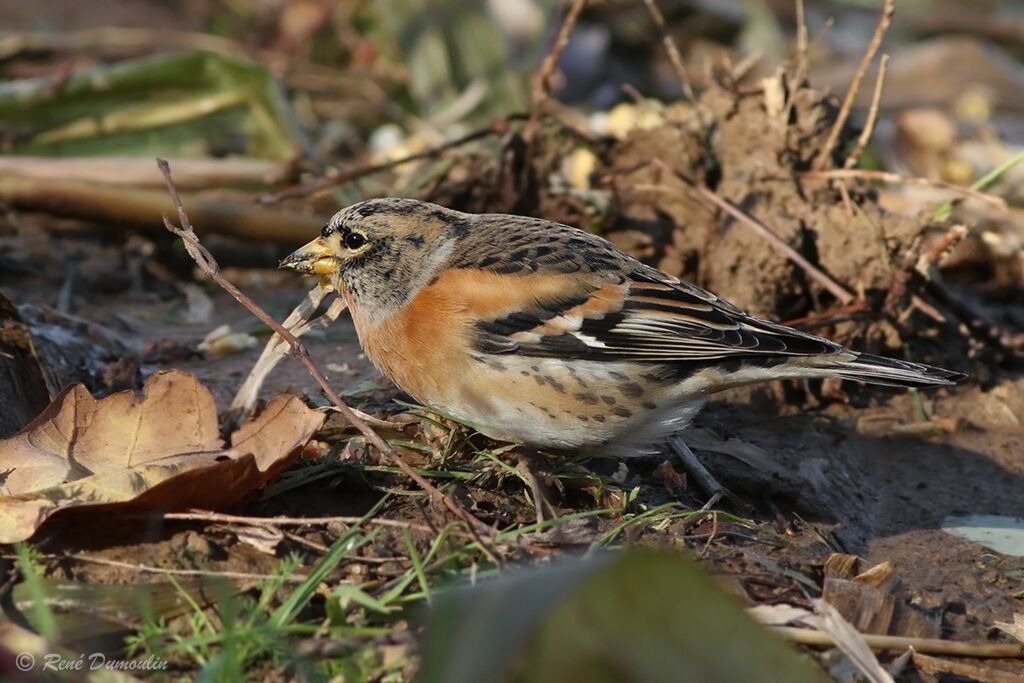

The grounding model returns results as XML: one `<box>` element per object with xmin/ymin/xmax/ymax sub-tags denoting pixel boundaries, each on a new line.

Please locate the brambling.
<box><xmin>280</xmin><ymin>198</ymin><xmax>964</xmax><ymax>457</ymax></box>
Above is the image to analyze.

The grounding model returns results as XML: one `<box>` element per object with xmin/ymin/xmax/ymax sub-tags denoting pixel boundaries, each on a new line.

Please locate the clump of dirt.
<box><xmin>605</xmin><ymin>78</ymin><xmax>928</xmax><ymax>322</ymax></box>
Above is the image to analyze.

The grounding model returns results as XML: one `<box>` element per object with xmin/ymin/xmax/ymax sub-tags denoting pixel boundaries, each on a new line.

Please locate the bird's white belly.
<box><xmin>428</xmin><ymin>357</ymin><xmax>707</xmax><ymax>456</ymax></box>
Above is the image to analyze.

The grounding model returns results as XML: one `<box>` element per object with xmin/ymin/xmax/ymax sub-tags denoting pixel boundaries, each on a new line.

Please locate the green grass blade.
<box><xmin>14</xmin><ymin>543</ymin><xmax>58</xmax><ymax>640</ymax></box>
<box><xmin>932</xmin><ymin>148</ymin><xmax>1024</xmax><ymax>221</ymax></box>
<box><xmin>267</xmin><ymin>496</ymin><xmax>387</xmax><ymax>629</ymax></box>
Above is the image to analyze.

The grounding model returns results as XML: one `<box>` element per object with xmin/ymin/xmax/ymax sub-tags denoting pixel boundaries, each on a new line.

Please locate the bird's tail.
<box><xmin>825</xmin><ymin>352</ymin><xmax>966</xmax><ymax>388</ymax></box>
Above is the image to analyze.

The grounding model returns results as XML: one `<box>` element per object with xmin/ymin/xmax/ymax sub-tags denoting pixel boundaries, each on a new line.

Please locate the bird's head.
<box><xmin>280</xmin><ymin>198</ymin><xmax>464</xmax><ymax>322</ymax></box>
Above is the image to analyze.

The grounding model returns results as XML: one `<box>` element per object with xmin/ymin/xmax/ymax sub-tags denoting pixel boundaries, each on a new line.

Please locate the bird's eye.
<box><xmin>344</xmin><ymin>232</ymin><xmax>367</xmax><ymax>250</ymax></box>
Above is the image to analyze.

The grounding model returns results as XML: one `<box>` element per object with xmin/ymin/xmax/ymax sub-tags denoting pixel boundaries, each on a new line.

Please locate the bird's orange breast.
<box><xmin>343</xmin><ymin>268</ymin><xmax>587</xmax><ymax>407</ymax></box>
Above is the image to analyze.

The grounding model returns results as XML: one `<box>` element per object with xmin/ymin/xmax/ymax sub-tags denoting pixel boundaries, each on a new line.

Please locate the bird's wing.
<box><xmin>471</xmin><ymin>268</ymin><xmax>845</xmax><ymax>365</ymax></box>
<box><xmin>442</xmin><ymin>213</ymin><xmax>847</xmax><ymax>366</ymax></box>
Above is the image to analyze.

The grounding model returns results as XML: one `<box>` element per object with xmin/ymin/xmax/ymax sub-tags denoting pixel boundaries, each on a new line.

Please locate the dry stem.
<box><xmin>161</xmin><ymin>510</ymin><xmax>438</xmax><ymax>533</ymax></box>
<box><xmin>801</xmin><ymin>169</ymin><xmax>1007</xmax><ymax>211</ymax></box>
<box><xmin>814</xmin><ymin>0</ymin><xmax>895</xmax><ymax>169</ymax></box>
<box><xmin>794</xmin><ymin>0</ymin><xmax>808</xmax><ymax>77</ymax></box>
<box><xmin>642</xmin><ymin>0</ymin><xmax>697</xmax><ymax>104</ymax></box>
<box><xmin>525</xmin><ymin>0</ymin><xmax>587</xmax><ymax>144</ymax></box>
<box><xmin>0</xmin><ymin>172</ymin><xmax>323</xmax><ymax>244</ymax></box>
<box><xmin>649</xmin><ymin>161</ymin><xmax>856</xmax><ymax>304</ymax></box>
<box><xmin>774</xmin><ymin>626</ymin><xmax>1024</xmax><ymax>658</ymax></box>
<box><xmin>262</xmin><ymin>117</ymin><xmax>518</xmax><ymax>203</ymax></box>
<box><xmin>844</xmin><ymin>53</ymin><xmax>889</xmax><ymax>169</ymax></box>
<box><xmin>156</xmin><ymin>158</ymin><xmax>494</xmax><ymax>539</ymax></box>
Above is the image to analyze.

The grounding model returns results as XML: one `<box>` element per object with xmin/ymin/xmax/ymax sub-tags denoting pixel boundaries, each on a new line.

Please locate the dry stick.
<box><xmin>794</xmin><ymin>0</ymin><xmax>809</xmax><ymax>78</ymax></box>
<box><xmin>156</xmin><ymin>159</ymin><xmax>494</xmax><ymax>541</ymax></box>
<box><xmin>62</xmin><ymin>553</ymin><xmax>309</xmax><ymax>583</ymax></box>
<box><xmin>801</xmin><ymin>169</ymin><xmax>1007</xmax><ymax>211</ymax></box>
<box><xmin>649</xmin><ymin>160</ymin><xmax>856</xmax><ymax>304</ymax></box>
<box><xmin>668</xmin><ymin>437</ymin><xmax>725</xmax><ymax>503</ymax></box>
<box><xmin>0</xmin><ymin>172</ymin><xmax>324</xmax><ymax>245</ymax></box>
<box><xmin>642</xmin><ymin>0</ymin><xmax>697</xmax><ymax>104</ymax></box>
<box><xmin>814</xmin><ymin>0</ymin><xmax>895</xmax><ymax>169</ymax></box>
<box><xmin>784</xmin><ymin>301</ymin><xmax>868</xmax><ymax>330</ymax></box>
<box><xmin>844</xmin><ymin>53</ymin><xmax>889</xmax><ymax>169</ymax></box>
<box><xmin>913</xmin><ymin>651</ymin><xmax>1024</xmax><ymax>682</ymax></box>
<box><xmin>773</xmin><ymin>626</ymin><xmax>1024</xmax><ymax>658</ymax></box>
<box><xmin>782</xmin><ymin>0</ymin><xmax>811</xmax><ymax>139</ymax></box>
<box><xmin>916</xmin><ymin>224</ymin><xmax>968</xmax><ymax>276</ymax></box>
<box><xmin>809</xmin><ymin>16</ymin><xmax>834</xmax><ymax>54</ymax></box>
<box><xmin>261</xmin><ymin>117</ymin><xmax>518</xmax><ymax>204</ymax></box>
<box><xmin>525</xmin><ymin>0</ymin><xmax>587</xmax><ymax>145</ymax></box>
<box><xmin>160</xmin><ymin>510</ymin><xmax>437</xmax><ymax>533</ymax></box>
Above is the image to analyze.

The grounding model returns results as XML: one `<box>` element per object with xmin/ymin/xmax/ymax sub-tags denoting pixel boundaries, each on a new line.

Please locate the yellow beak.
<box><xmin>279</xmin><ymin>237</ymin><xmax>337</xmax><ymax>276</ymax></box>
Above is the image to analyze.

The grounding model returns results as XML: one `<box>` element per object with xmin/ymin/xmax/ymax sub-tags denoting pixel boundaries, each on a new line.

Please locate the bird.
<box><xmin>280</xmin><ymin>197</ymin><xmax>965</xmax><ymax>457</ymax></box>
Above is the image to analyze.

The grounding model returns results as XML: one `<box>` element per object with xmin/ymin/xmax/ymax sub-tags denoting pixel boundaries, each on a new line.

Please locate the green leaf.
<box><xmin>420</xmin><ymin>549</ymin><xmax>826</xmax><ymax>683</ymax></box>
<box><xmin>0</xmin><ymin>51</ymin><xmax>308</xmax><ymax>160</ymax></box>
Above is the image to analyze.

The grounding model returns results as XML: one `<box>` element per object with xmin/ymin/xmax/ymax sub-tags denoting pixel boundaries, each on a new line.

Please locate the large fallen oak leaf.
<box><xmin>0</xmin><ymin>370</ymin><xmax>324</xmax><ymax>543</ymax></box>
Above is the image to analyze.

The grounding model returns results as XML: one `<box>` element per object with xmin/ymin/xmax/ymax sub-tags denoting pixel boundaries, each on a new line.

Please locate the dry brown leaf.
<box><xmin>0</xmin><ymin>370</ymin><xmax>324</xmax><ymax>543</ymax></box>
<box><xmin>994</xmin><ymin>613</ymin><xmax>1024</xmax><ymax>644</ymax></box>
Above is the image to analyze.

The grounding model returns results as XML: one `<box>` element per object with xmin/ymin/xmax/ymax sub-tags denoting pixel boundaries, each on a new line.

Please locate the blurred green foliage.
<box><xmin>421</xmin><ymin>548</ymin><xmax>826</xmax><ymax>683</ymax></box>
<box><xmin>0</xmin><ymin>51</ymin><xmax>308</xmax><ymax>160</ymax></box>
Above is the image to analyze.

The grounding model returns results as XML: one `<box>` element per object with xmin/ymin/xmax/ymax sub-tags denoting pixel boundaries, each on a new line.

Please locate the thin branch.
<box><xmin>58</xmin><ymin>553</ymin><xmax>309</xmax><ymax>583</ymax></box>
<box><xmin>783</xmin><ymin>301</ymin><xmax>869</xmax><ymax>330</ymax></box>
<box><xmin>844</xmin><ymin>53</ymin><xmax>889</xmax><ymax>169</ymax></box>
<box><xmin>916</xmin><ymin>224</ymin><xmax>968</xmax><ymax>276</ymax></box>
<box><xmin>800</xmin><ymin>169</ymin><xmax>1007</xmax><ymax>211</ymax></box>
<box><xmin>156</xmin><ymin>159</ymin><xmax>494</xmax><ymax>538</ymax></box>
<box><xmin>525</xmin><ymin>0</ymin><xmax>587</xmax><ymax>144</ymax></box>
<box><xmin>773</xmin><ymin>626</ymin><xmax>1024</xmax><ymax>658</ymax></box>
<box><xmin>795</xmin><ymin>0</ymin><xmax>808</xmax><ymax>75</ymax></box>
<box><xmin>642</xmin><ymin>0</ymin><xmax>697</xmax><ymax>104</ymax></box>
<box><xmin>647</xmin><ymin>161</ymin><xmax>856</xmax><ymax>304</ymax></box>
<box><xmin>913</xmin><ymin>651</ymin><xmax>1024</xmax><ymax>682</ymax></box>
<box><xmin>0</xmin><ymin>172</ymin><xmax>324</xmax><ymax>244</ymax></box>
<box><xmin>814</xmin><ymin>0</ymin><xmax>895</xmax><ymax>169</ymax></box>
<box><xmin>158</xmin><ymin>510</ymin><xmax>437</xmax><ymax>533</ymax></box>
<box><xmin>809</xmin><ymin>16</ymin><xmax>835</xmax><ymax>54</ymax></box>
<box><xmin>261</xmin><ymin>117</ymin><xmax>518</xmax><ymax>204</ymax></box>
<box><xmin>668</xmin><ymin>437</ymin><xmax>725</xmax><ymax>502</ymax></box>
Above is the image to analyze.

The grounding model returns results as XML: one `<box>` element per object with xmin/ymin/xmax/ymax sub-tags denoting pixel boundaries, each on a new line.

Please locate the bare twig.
<box><xmin>913</xmin><ymin>651</ymin><xmax>1024</xmax><ymax>682</ymax></box>
<box><xmin>814</xmin><ymin>0</ymin><xmax>895</xmax><ymax>169</ymax></box>
<box><xmin>0</xmin><ymin>172</ymin><xmax>324</xmax><ymax>244</ymax></box>
<box><xmin>0</xmin><ymin>156</ymin><xmax>289</xmax><ymax>189</ymax></box>
<box><xmin>642</xmin><ymin>0</ymin><xmax>697</xmax><ymax>104</ymax></box>
<box><xmin>773</xmin><ymin>626</ymin><xmax>1024</xmax><ymax>658</ymax></box>
<box><xmin>916</xmin><ymin>224</ymin><xmax>968</xmax><ymax>276</ymax></box>
<box><xmin>648</xmin><ymin>160</ymin><xmax>856</xmax><ymax>304</ymax></box>
<box><xmin>793</xmin><ymin>0</ymin><xmax>809</xmax><ymax>87</ymax></box>
<box><xmin>60</xmin><ymin>553</ymin><xmax>308</xmax><ymax>583</ymax></box>
<box><xmin>784</xmin><ymin>301</ymin><xmax>869</xmax><ymax>330</ymax></box>
<box><xmin>801</xmin><ymin>169</ymin><xmax>1007</xmax><ymax>211</ymax></box>
<box><xmin>159</xmin><ymin>510</ymin><xmax>437</xmax><ymax>533</ymax></box>
<box><xmin>844</xmin><ymin>54</ymin><xmax>889</xmax><ymax>169</ymax></box>
<box><xmin>668</xmin><ymin>437</ymin><xmax>725</xmax><ymax>503</ymax></box>
<box><xmin>809</xmin><ymin>16</ymin><xmax>835</xmax><ymax>54</ymax></box>
<box><xmin>261</xmin><ymin>117</ymin><xmax>518</xmax><ymax>204</ymax></box>
<box><xmin>156</xmin><ymin>159</ymin><xmax>494</xmax><ymax>537</ymax></box>
<box><xmin>525</xmin><ymin>0</ymin><xmax>587</xmax><ymax>144</ymax></box>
